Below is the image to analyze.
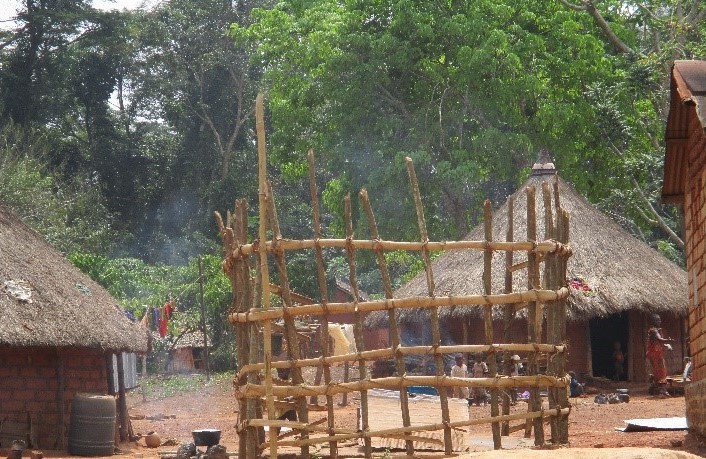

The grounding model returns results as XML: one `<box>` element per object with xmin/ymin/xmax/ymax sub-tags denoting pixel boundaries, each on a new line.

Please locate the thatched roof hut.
<box><xmin>0</xmin><ymin>204</ymin><xmax>148</xmax><ymax>449</ymax></box>
<box><xmin>0</xmin><ymin>204</ymin><xmax>148</xmax><ymax>352</ymax></box>
<box><xmin>366</xmin><ymin>158</ymin><xmax>687</xmax><ymax>381</ymax></box>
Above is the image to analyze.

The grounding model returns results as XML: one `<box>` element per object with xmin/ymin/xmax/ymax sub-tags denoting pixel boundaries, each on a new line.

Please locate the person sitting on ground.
<box><xmin>450</xmin><ymin>355</ymin><xmax>470</xmax><ymax>399</ymax></box>
<box><xmin>568</xmin><ymin>371</ymin><xmax>584</xmax><ymax>398</ymax></box>
<box><xmin>683</xmin><ymin>356</ymin><xmax>693</xmax><ymax>382</ymax></box>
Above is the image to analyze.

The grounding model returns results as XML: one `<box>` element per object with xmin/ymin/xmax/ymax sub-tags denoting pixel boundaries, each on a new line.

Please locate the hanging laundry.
<box><xmin>164</xmin><ymin>302</ymin><xmax>173</xmax><ymax>320</ymax></box>
<box><xmin>159</xmin><ymin>309</ymin><xmax>168</xmax><ymax>337</ymax></box>
<box><xmin>140</xmin><ymin>307</ymin><xmax>151</xmax><ymax>330</ymax></box>
<box><xmin>152</xmin><ymin>308</ymin><xmax>160</xmax><ymax>329</ymax></box>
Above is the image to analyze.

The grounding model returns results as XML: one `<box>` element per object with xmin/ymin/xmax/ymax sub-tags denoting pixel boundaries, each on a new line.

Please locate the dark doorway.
<box><xmin>589</xmin><ymin>313</ymin><xmax>629</xmax><ymax>381</ymax></box>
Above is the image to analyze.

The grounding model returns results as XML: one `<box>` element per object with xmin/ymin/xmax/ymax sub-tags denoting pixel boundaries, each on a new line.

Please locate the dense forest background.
<box><xmin>0</xmin><ymin>0</ymin><xmax>702</xmax><ymax>369</ymax></box>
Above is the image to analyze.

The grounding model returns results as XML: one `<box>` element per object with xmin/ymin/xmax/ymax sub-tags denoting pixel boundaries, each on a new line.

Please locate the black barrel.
<box><xmin>68</xmin><ymin>393</ymin><xmax>116</xmax><ymax>456</ymax></box>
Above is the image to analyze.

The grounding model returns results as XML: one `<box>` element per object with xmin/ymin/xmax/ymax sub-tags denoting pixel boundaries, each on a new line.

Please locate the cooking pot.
<box><xmin>192</xmin><ymin>429</ymin><xmax>221</xmax><ymax>447</ymax></box>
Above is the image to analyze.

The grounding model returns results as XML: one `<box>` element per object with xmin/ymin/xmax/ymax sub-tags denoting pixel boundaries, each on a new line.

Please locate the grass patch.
<box><xmin>139</xmin><ymin>371</ymin><xmax>234</xmax><ymax>400</ymax></box>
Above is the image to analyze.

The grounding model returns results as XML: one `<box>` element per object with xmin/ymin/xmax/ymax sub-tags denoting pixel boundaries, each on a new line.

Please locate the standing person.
<box><xmin>646</xmin><ymin>314</ymin><xmax>674</xmax><ymax>397</ymax></box>
<box><xmin>509</xmin><ymin>354</ymin><xmax>522</xmax><ymax>404</ymax></box>
<box><xmin>612</xmin><ymin>341</ymin><xmax>625</xmax><ymax>381</ymax></box>
<box><xmin>471</xmin><ymin>354</ymin><xmax>489</xmax><ymax>406</ymax></box>
<box><xmin>450</xmin><ymin>355</ymin><xmax>469</xmax><ymax>399</ymax></box>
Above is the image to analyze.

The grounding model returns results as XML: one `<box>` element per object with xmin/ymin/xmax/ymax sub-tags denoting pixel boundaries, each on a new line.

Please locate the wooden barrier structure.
<box><xmin>216</xmin><ymin>94</ymin><xmax>572</xmax><ymax>458</ymax></box>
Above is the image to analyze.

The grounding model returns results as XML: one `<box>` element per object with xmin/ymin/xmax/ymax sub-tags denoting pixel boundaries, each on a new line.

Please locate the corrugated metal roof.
<box><xmin>662</xmin><ymin>60</ymin><xmax>706</xmax><ymax>204</ymax></box>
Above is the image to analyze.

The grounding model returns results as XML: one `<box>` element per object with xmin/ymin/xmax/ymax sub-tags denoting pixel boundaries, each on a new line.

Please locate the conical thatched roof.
<box><xmin>367</xmin><ymin>160</ymin><xmax>687</xmax><ymax>327</ymax></box>
<box><xmin>0</xmin><ymin>205</ymin><xmax>149</xmax><ymax>352</ymax></box>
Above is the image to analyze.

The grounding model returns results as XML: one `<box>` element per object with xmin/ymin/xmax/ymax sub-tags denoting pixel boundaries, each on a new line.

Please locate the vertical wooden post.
<box><xmin>266</xmin><ymin>181</ymin><xmax>310</xmax><ymax>459</ymax></box>
<box><xmin>116</xmin><ymin>353</ymin><xmax>129</xmax><ymax>442</ymax></box>
<box><xmin>525</xmin><ymin>185</ymin><xmax>544</xmax><ymax>445</ymax></box>
<box><xmin>501</xmin><ymin>195</ymin><xmax>514</xmax><ymax>436</ymax></box>
<box><xmin>542</xmin><ymin>182</ymin><xmax>560</xmax><ymax>443</ymax></box>
<box><xmin>57</xmin><ymin>350</ymin><xmax>66</xmax><ymax>450</ymax></box>
<box><xmin>255</xmin><ymin>94</ymin><xmax>277</xmax><ymax>459</ymax></box>
<box><xmin>558</xmin><ymin>208</ymin><xmax>571</xmax><ymax>443</ymax></box>
<box><xmin>406</xmin><ymin>158</ymin><xmax>452</xmax><ymax>454</ymax></box>
<box><xmin>482</xmin><ymin>200</ymin><xmax>501</xmax><ymax>448</ymax></box>
<box><xmin>343</xmin><ymin>194</ymin><xmax>372</xmax><ymax>458</ymax></box>
<box><xmin>198</xmin><ymin>258</ymin><xmax>211</xmax><ymax>382</ymax></box>
<box><xmin>308</xmin><ymin>150</ymin><xmax>338</xmax><ymax>459</ymax></box>
<box><xmin>360</xmin><ymin>188</ymin><xmax>414</xmax><ymax>456</ymax></box>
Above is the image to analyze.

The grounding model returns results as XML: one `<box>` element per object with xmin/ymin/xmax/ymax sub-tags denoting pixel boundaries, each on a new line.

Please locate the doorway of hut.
<box><xmin>589</xmin><ymin>312</ymin><xmax>629</xmax><ymax>381</ymax></box>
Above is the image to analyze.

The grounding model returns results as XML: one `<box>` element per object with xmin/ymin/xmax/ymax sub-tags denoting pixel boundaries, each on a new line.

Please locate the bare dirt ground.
<box><xmin>117</xmin><ymin>376</ymin><xmax>706</xmax><ymax>458</ymax></box>
<box><xmin>10</xmin><ymin>372</ymin><xmax>700</xmax><ymax>458</ymax></box>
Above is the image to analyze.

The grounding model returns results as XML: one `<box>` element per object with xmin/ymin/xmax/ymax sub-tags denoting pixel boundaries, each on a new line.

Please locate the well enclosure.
<box><xmin>218</xmin><ymin>95</ymin><xmax>572</xmax><ymax>458</ymax></box>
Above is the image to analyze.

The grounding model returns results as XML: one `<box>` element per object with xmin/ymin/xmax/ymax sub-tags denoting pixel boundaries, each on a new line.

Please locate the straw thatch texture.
<box><xmin>0</xmin><ymin>204</ymin><xmax>149</xmax><ymax>352</ymax></box>
<box><xmin>367</xmin><ymin>174</ymin><xmax>686</xmax><ymax>327</ymax></box>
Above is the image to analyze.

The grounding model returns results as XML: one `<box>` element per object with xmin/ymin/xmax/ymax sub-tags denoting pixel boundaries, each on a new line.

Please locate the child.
<box><xmin>569</xmin><ymin>371</ymin><xmax>584</xmax><ymax>397</ymax></box>
<box><xmin>612</xmin><ymin>341</ymin><xmax>625</xmax><ymax>381</ymax></box>
<box><xmin>471</xmin><ymin>354</ymin><xmax>489</xmax><ymax>406</ymax></box>
<box><xmin>510</xmin><ymin>354</ymin><xmax>522</xmax><ymax>404</ymax></box>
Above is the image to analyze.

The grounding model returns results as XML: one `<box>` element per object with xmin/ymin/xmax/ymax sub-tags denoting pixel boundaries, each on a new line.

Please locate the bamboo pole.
<box><xmin>542</xmin><ymin>181</ymin><xmax>561</xmax><ymax>444</ymax></box>
<box><xmin>525</xmin><ymin>185</ymin><xmax>544</xmax><ymax>445</ymax></box>
<box><xmin>501</xmin><ymin>194</ymin><xmax>515</xmax><ymax>436</ymax></box>
<box><xmin>558</xmin><ymin>207</ymin><xmax>571</xmax><ymax>443</ymax></box>
<box><xmin>265</xmin><ymin>408</ymin><xmax>571</xmax><ymax>449</ymax></box>
<box><xmin>343</xmin><ymin>194</ymin><xmax>372</xmax><ymax>458</ymax></box>
<box><xmin>482</xmin><ymin>200</ymin><xmax>501</xmax><ymax>449</ymax></box>
<box><xmin>406</xmin><ymin>157</ymin><xmax>452</xmax><ymax>454</ymax></box>
<box><xmin>237</xmin><ymin>343</ymin><xmax>567</xmax><ymax>376</ymax></box>
<box><xmin>237</xmin><ymin>374</ymin><xmax>567</xmax><ymax>398</ymax></box>
<box><xmin>255</xmin><ymin>94</ymin><xmax>277</xmax><ymax>459</ymax></box>
<box><xmin>360</xmin><ymin>188</ymin><xmax>414</xmax><ymax>455</ymax></box>
<box><xmin>307</xmin><ymin>150</ymin><xmax>338</xmax><ymax>458</ymax></box>
<box><xmin>224</xmin><ymin>238</ymin><xmax>569</xmax><ymax>258</ymax></box>
<box><xmin>229</xmin><ymin>287</ymin><xmax>570</xmax><ymax>323</ymax></box>
<box><xmin>266</xmin><ymin>182</ymin><xmax>310</xmax><ymax>459</ymax></box>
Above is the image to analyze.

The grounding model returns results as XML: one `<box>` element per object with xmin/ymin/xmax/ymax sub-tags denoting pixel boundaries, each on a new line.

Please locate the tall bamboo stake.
<box><xmin>542</xmin><ymin>181</ymin><xmax>561</xmax><ymax>443</ymax></box>
<box><xmin>255</xmin><ymin>94</ymin><xmax>277</xmax><ymax>459</ymax></box>
<box><xmin>307</xmin><ymin>150</ymin><xmax>338</xmax><ymax>458</ymax></box>
<box><xmin>502</xmin><ymin>195</ymin><xmax>515</xmax><ymax>436</ymax></box>
<box><xmin>344</xmin><ymin>195</ymin><xmax>372</xmax><ymax>458</ymax></box>
<box><xmin>360</xmin><ymin>188</ymin><xmax>414</xmax><ymax>455</ymax></box>
<box><xmin>406</xmin><ymin>158</ymin><xmax>452</xmax><ymax>454</ymax></box>
<box><xmin>266</xmin><ymin>181</ymin><xmax>310</xmax><ymax>459</ymax></box>
<box><xmin>558</xmin><ymin>208</ymin><xmax>571</xmax><ymax>442</ymax></box>
<box><xmin>482</xmin><ymin>200</ymin><xmax>501</xmax><ymax>448</ymax></box>
<box><xmin>525</xmin><ymin>185</ymin><xmax>544</xmax><ymax>445</ymax></box>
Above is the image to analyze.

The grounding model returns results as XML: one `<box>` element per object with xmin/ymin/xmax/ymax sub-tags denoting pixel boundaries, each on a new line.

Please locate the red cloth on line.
<box><xmin>159</xmin><ymin>309</ymin><xmax>168</xmax><ymax>337</ymax></box>
<box><xmin>164</xmin><ymin>302</ymin><xmax>173</xmax><ymax>320</ymax></box>
<box><xmin>646</xmin><ymin>327</ymin><xmax>667</xmax><ymax>383</ymax></box>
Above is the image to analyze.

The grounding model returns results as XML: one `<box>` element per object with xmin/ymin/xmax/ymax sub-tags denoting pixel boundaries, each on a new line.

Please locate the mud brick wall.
<box><xmin>684</xmin><ymin>109</ymin><xmax>706</xmax><ymax>382</ymax></box>
<box><xmin>0</xmin><ymin>346</ymin><xmax>110</xmax><ymax>449</ymax></box>
<box><xmin>686</xmin><ymin>379</ymin><xmax>706</xmax><ymax>436</ymax></box>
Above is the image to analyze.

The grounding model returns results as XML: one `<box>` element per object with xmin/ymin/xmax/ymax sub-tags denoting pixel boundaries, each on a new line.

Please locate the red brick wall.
<box><xmin>684</xmin><ymin>110</ymin><xmax>706</xmax><ymax>383</ymax></box>
<box><xmin>0</xmin><ymin>346</ymin><xmax>110</xmax><ymax>449</ymax></box>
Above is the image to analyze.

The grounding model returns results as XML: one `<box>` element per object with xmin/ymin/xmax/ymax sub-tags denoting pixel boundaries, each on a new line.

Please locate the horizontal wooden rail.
<box><xmin>237</xmin><ymin>374</ymin><xmax>567</xmax><ymax>398</ymax></box>
<box><xmin>259</xmin><ymin>407</ymin><xmax>571</xmax><ymax>449</ymax></box>
<box><xmin>225</xmin><ymin>238</ymin><xmax>571</xmax><ymax>259</ymax></box>
<box><xmin>237</xmin><ymin>343</ymin><xmax>566</xmax><ymax>377</ymax></box>
<box><xmin>228</xmin><ymin>287</ymin><xmax>569</xmax><ymax>323</ymax></box>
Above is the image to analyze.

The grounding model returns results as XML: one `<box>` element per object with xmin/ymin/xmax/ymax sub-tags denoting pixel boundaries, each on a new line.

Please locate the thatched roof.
<box><xmin>367</xmin><ymin>160</ymin><xmax>687</xmax><ymax>327</ymax></box>
<box><xmin>0</xmin><ymin>204</ymin><xmax>149</xmax><ymax>352</ymax></box>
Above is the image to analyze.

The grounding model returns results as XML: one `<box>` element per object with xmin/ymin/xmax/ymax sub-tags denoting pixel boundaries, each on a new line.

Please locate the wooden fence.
<box><xmin>217</xmin><ymin>95</ymin><xmax>572</xmax><ymax>458</ymax></box>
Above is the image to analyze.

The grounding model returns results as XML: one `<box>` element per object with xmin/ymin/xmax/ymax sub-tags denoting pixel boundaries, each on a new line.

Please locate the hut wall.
<box><xmin>168</xmin><ymin>348</ymin><xmax>195</xmax><ymax>373</ymax></box>
<box><xmin>0</xmin><ymin>346</ymin><xmax>109</xmax><ymax>449</ymax></box>
<box><xmin>684</xmin><ymin>122</ymin><xmax>706</xmax><ymax>383</ymax></box>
